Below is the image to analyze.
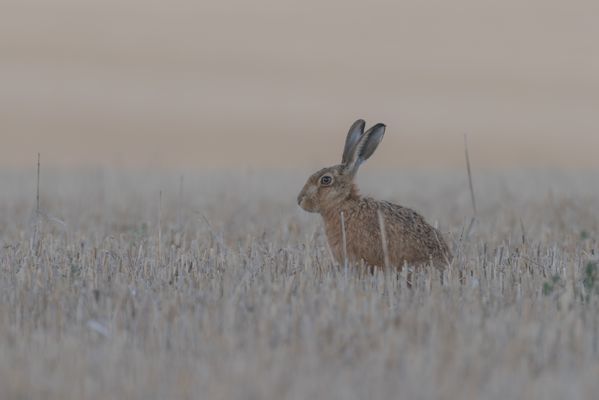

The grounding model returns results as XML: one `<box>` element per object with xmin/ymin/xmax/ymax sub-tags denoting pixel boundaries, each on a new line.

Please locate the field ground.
<box><xmin>1</xmin><ymin>168</ymin><xmax>599</xmax><ymax>400</ymax></box>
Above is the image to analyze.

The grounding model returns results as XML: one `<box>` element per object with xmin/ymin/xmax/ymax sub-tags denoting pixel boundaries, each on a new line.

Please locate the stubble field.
<box><xmin>1</xmin><ymin>168</ymin><xmax>598</xmax><ymax>400</ymax></box>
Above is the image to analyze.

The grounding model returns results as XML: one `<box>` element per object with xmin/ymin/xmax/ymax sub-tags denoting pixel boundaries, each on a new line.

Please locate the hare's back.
<box><xmin>375</xmin><ymin>200</ymin><xmax>450</xmax><ymax>265</ymax></box>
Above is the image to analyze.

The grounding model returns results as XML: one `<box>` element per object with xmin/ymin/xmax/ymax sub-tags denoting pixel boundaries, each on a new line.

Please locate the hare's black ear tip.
<box><xmin>375</xmin><ymin>123</ymin><xmax>386</xmax><ymax>129</ymax></box>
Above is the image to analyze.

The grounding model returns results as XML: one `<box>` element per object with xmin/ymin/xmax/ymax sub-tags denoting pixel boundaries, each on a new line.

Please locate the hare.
<box><xmin>297</xmin><ymin>119</ymin><xmax>451</xmax><ymax>270</ymax></box>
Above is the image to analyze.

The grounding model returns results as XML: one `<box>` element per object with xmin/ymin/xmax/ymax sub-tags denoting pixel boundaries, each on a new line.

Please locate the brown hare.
<box><xmin>297</xmin><ymin>119</ymin><xmax>451</xmax><ymax>270</ymax></box>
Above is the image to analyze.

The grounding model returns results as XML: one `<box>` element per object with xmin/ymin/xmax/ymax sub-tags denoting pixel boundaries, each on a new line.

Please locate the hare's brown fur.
<box><xmin>298</xmin><ymin>120</ymin><xmax>451</xmax><ymax>269</ymax></box>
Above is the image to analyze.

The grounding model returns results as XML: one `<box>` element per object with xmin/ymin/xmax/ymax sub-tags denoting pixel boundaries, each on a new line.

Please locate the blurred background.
<box><xmin>2</xmin><ymin>0</ymin><xmax>598</xmax><ymax>170</ymax></box>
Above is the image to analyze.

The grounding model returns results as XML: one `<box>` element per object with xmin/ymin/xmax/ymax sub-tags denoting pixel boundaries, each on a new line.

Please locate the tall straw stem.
<box><xmin>377</xmin><ymin>210</ymin><xmax>390</xmax><ymax>269</ymax></box>
<box><xmin>340</xmin><ymin>211</ymin><xmax>348</xmax><ymax>273</ymax></box>
<box><xmin>36</xmin><ymin>153</ymin><xmax>41</xmax><ymax>214</ymax></box>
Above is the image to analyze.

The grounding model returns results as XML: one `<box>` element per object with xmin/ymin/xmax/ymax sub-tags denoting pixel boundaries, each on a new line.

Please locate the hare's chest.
<box><xmin>322</xmin><ymin>211</ymin><xmax>384</xmax><ymax>266</ymax></box>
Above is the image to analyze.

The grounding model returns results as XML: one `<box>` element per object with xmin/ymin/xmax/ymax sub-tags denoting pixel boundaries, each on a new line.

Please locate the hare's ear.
<box><xmin>344</xmin><ymin>123</ymin><xmax>386</xmax><ymax>176</ymax></box>
<box><xmin>342</xmin><ymin>119</ymin><xmax>365</xmax><ymax>164</ymax></box>
<box><xmin>358</xmin><ymin>123</ymin><xmax>385</xmax><ymax>161</ymax></box>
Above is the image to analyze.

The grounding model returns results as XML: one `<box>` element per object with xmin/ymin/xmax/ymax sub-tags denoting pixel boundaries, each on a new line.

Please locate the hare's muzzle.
<box><xmin>297</xmin><ymin>191</ymin><xmax>312</xmax><ymax>211</ymax></box>
<box><xmin>297</xmin><ymin>193</ymin><xmax>305</xmax><ymax>207</ymax></box>
<box><xmin>297</xmin><ymin>183</ymin><xmax>319</xmax><ymax>212</ymax></box>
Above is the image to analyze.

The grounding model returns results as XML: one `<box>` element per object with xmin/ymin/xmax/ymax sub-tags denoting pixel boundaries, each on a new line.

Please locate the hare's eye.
<box><xmin>320</xmin><ymin>175</ymin><xmax>333</xmax><ymax>186</ymax></box>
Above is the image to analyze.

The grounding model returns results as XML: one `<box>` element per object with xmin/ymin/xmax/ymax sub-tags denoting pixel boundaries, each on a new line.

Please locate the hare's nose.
<box><xmin>297</xmin><ymin>193</ymin><xmax>305</xmax><ymax>206</ymax></box>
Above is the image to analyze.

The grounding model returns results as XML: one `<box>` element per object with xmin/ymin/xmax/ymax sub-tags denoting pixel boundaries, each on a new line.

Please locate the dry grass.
<box><xmin>1</xmin><ymin>168</ymin><xmax>599</xmax><ymax>400</ymax></box>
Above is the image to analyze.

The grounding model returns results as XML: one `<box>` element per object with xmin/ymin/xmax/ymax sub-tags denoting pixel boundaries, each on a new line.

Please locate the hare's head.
<box><xmin>297</xmin><ymin>119</ymin><xmax>385</xmax><ymax>213</ymax></box>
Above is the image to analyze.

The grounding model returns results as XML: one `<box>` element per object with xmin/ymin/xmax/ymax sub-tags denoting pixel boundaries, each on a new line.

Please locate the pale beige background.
<box><xmin>1</xmin><ymin>0</ymin><xmax>598</xmax><ymax>169</ymax></box>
